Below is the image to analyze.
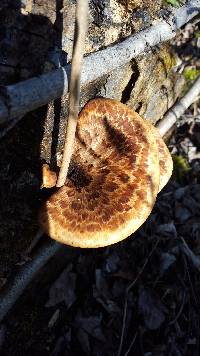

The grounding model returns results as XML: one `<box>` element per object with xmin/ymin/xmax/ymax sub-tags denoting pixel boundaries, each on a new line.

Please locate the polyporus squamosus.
<box><xmin>39</xmin><ymin>99</ymin><xmax>173</xmax><ymax>248</ymax></box>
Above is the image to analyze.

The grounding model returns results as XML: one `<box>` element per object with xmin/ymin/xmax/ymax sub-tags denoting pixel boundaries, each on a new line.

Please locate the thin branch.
<box><xmin>124</xmin><ymin>331</ymin><xmax>138</xmax><ymax>356</ymax></box>
<box><xmin>24</xmin><ymin>229</ymin><xmax>44</xmax><ymax>255</ymax></box>
<box><xmin>56</xmin><ymin>0</ymin><xmax>89</xmax><ymax>187</ymax></box>
<box><xmin>183</xmin><ymin>255</ymin><xmax>199</xmax><ymax>307</ymax></box>
<box><xmin>0</xmin><ymin>0</ymin><xmax>199</xmax><ymax>126</ymax></box>
<box><xmin>0</xmin><ymin>240</ymin><xmax>61</xmax><ymax>323</ymax></box>
<box><xmin>157</xmin><ymin>76</ymin><xmax>200</xmax><ymax>136</ymax></box>
<box><xmin>169</xmin><ymin>290</ymin><xmax>186</xmax><ymax>326</ymax></box>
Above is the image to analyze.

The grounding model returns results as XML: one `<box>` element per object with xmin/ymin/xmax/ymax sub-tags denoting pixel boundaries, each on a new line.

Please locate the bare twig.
<box><xmin>180</xmin><ymin>235</ymin><xmax>200</xmax><ymax>272</ymax></box>
<box><xmin>24</xmin><ymin>229</ymin><xmax>44</xmax><ymax>255</ymax></box>
<box><xmin>124</xmin><ymin>332</ymin><xmax>138</xmax><ymax>356</ymax></box>
<box><xmin>183</xmin><ymin>255</ymin><xmax>199</xmax><ymax>307</ymax></box>
<box><xmin>117</xmin><ymin>240</ymin><xmax>159</xmax><ymax>356</ymax></box>
<box><xmin>157</xmin><ymin>76</ymin><xmax>200</xmax><ymax>136</ymax></box>
<box><xmin>56</xmin><ymin>0</ymin><xmax>89</xmax><ymax>187</ymax></box>
<box><xmin>169</xmin><ymin>290</ymin><xmax>186</xmax><ymax>325</ymax></box>
<box><xmin>0</xmin><ymin>1</ymin><xmax>199</xmax><ymax>127</ymax></box>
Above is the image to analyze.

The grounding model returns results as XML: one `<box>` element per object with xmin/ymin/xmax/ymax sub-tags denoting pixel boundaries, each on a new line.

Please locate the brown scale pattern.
<box><xmin>39</xmin><ymin>99</ymin><xmax>173</xmax><ymax>248</ymax></box>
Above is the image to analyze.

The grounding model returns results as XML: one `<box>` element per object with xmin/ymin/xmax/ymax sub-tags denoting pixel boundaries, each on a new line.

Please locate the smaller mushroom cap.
<box><xmin>41</xmin><ymin>164</ymin><xmax>57</xmax><ymax>189</ymax></box>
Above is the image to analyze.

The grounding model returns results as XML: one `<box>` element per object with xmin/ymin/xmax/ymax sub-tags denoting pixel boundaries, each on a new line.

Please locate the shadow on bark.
<box><xmin>0</xmin><ymin>0</ymin><xmax>65</xmax><ymax>278</ymax></box>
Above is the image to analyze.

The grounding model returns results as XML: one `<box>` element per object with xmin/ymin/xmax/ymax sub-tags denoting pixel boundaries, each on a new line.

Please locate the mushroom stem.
<box><xmin>56</xmin><ymin>0</ymin><xmax>89</xmax><ymax>187</ymax></box>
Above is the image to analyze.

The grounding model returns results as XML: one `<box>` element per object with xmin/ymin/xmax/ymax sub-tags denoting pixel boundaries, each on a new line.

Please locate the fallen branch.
<box><xmin>0</xmin><ymin>0</ymin><xmax>200</xmax><ymax>126</ymax></box>
<box><xmin>0</xmin><ymin>240</ymin><xmax>61</xmax><ymax>323</ymax></box>
<box><xmin>56</xmin><ymin>0</ymin><xmax>88</xmax><ymax>187</ymax></box>
<box><xmin>157</xmin><ymin>76</ymin><xmax>200</xmax><ymax>136</ymax></box>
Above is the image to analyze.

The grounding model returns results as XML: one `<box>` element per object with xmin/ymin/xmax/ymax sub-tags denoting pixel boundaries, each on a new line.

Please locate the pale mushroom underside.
<box><xmin>39</xmin><ymin>99</ymin><xmax>173</xmax><ymax>248</ymax></box>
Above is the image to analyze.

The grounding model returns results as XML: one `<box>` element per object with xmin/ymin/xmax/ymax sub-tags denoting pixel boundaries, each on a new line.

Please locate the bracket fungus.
<box><xmin>39</xmin><ymin>99</ymin><xmax>173</xmax><ymax>248</ymax></box>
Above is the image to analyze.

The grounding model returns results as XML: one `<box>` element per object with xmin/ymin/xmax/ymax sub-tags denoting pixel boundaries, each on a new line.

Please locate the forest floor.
<box><xmin>0</xmin><ymin>14</ymin><xmax>200</xmax><ymax>356</ymax></box>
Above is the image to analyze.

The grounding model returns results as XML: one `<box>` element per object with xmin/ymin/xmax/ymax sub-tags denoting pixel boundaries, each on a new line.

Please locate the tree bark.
<box><xmin>0</xmin><ymin>0</ymin><xmax>199</xmax><ymax>126</ymax></box>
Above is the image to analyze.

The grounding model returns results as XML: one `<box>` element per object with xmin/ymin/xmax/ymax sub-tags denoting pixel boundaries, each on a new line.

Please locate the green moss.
<box><xmin>195</xmin><ymin>30</ymin><xmax>200</xmax><ymax>38</ymax></box>
<box><xmin>182</xmin><ymin>67</ymin><xmax>200</xmax><ymax>95</ymax></box>
<box><xmin>172</xmin><ymin>155</ymin><xmax>190</xmax><ymax>182</ymax></box>
<box><xmin>164</xmin><ymin>0</ymin><xmax>183</xmax><ymax>6</ymax></box>
<box><xmin>156</xmin><ymin>46</ymin><xmax>177</xmax><ymax>77</ymax></box>
<box><xmin>162</xmin><ymin>50</ymin><xmax>177</xmax><ymax>71</ymax></box>
<box><xmin>183</xmin><ymin>67</ymin><xmax>200</xmax><ymax>81</ymax></box>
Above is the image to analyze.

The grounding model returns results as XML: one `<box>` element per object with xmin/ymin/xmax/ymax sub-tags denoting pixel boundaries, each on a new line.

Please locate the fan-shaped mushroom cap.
<box><xmin>39</xmin><ymin>99</ymin><xmax>162</xmax><ymax>248</ymax></box>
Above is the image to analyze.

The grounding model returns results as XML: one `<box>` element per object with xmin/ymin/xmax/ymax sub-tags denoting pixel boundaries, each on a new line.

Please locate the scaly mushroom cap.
<box><xmin>39</xmin><ymin>99</ymin><xmax>168</xmax><ymax>248</ymax></box>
